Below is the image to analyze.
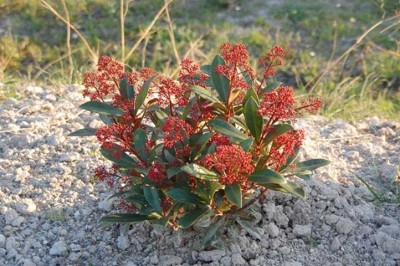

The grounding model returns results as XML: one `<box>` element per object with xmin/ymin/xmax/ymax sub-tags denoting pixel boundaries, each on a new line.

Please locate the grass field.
<box><xmin>0</xmin><ymin>0</ymin><xmax>399</xmax><ymax>121</ymax></box>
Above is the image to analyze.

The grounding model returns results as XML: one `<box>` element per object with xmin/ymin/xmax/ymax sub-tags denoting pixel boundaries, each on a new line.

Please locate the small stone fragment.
<box><xmin>117</xmin><ymin>236</ymin><xmax>130</xmax><ymax>250</ymax></box>
<box><xmin>49</xmin><ymin>241</ymin><xmax>68</xmax><ymax>256</ymax></box>
<box><xmin>335</xmin><ymin>218</ymin><xmax>354</xmax><ymax>235</ymax></box>
<box><xmin>231</xmin><ymin>253</ymin><xmax>246</xmax><ymax>265</ymax></box>
<box><xmin>325</xmin><ymin>214</ymin><xmax>339</xmax><ymax>225</ymax></box>
<box><xmin>199</xmin><ymin>250</ymin><xmax>225</xmax><ymax>262</ymax></box>
<box><xmin>330</xmin><ymin>237</ymin><xmax>341</xmax><ymax>251</ymax></box>
<box><xmin>266</xmin><ymin>223</ymin><xmax>280</xmax><ymax>238</ymax></box>
<box><xmin>15</xmin><ymin>198</ymin><xmax>37</xmax><ymax>214</ymax></box>
<box><xmin>293</xmin><ymin>224</ymin><xmax>312</xmax><ymax>237</ymax></box>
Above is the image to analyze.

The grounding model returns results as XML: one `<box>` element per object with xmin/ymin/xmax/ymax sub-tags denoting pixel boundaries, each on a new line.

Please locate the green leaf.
<box><xmin>262</xmin><ymin>82</ymin><xmax>282</xmax><ymax>93</ymax></box>
<box><xmin>208</xmin><ymin>119</ymin><xmax>247</xmax><ymax>142</ymax></box>
<box><xmin>248</xmin><ymin>169</ymin><xmax>287</xmax><ymax>184</ymax></box>
<box><xmin>236</xmin><ymin>219</ymin><xmax>262</xmax><ymax>240</ymax></box>
<box><xmin>225</xmin><ymin>182</ymin><xmax>242</xmax><ymax>208</ymax></box>
<box><xmin>191</xmin><ymin>86</ymin><xmax>224</xmax><ymax>106</ymax></box>
<box><xmin>135</xmin><ymin>75</ymin><xmax>157</xmax><ymax>114</ymax></box>
<box><xmin>239</xmin><ymin>138</ymin><xmax>254</xmax><ymax>152</ymax></box>
<box><xmin>178</xmin><ymin>207</ymin><xmax>209</xmax><ymax>228</ymax></box>
<box><xmin>125</xmin><ymin>194</ymin><xmax>148</xmax><ymax>206</ymax></box>
<box><xmin>119</xmin><ymin>78</ymin><xmax>135</xmax><ymax>99</ymax></box>
<box><xmin>201</xmin><ymin>217</ymin><xmax>225</xmax><ymax>249</ymax></box>
<box><xmin>143</xmin><ymin>185</ymin><xmax>161</xmax><ymax>212</ymax></box>
<box><xmin>99</xmin><ymin>114</ymin><xmax>114</xmax><ymax>125</ymax></box>
<box><xmin>167</xmin><ymin>188</ymin><xmax>207</xmax><ymax>205</ymax></box>
<box><xmin>296</xmin><ymin>159</ymin><xmax>330</xmax><ymax>172</ymax></box>
<box><xmin>244</xmin><ymin>97</ymin><xmax>263</xmax><ymax>140</ymax></box>
<box><xmin>200</xmin><ymin>64</ymin><xmax>212</xmax><ymax>75</ymax></box>
<box><xmin>100</xmin><ymin>213</ymin><xmax>158</xmax><ymax>224</ymax></box>
<box><xmin>167</xmin><ymin>167</ymin><xmax>182</xmax><ymax>178</ymax></box>
<box><xmin>210</xmin><ymin>55</ymin><xmax>230</xmax><ymax>102</ymax></box>
<box><xmin>100</xmin><ymin>146</ymin><xmax>137</xmax><ymax>168</ymax></box>
<box><xmin>80</xmin><ymin>101</ymin><xmax>123</xmax><ymax>116</ymax></box>
<box><xmin>69</xmin><ymin>127</ymin><xmax>97</xmax><ymax>136</ymax></box>
<box><xmin>279</xmin><ymin>147</ymin><xmax>300</xmax><ymax>172</ymax></box>
<box><xmin>133</xmin><ymin>128</ymin><xmax>148</xmax><ymax>160</ymax></box>
<box><xmin>264</xmin><ymin>124</ymin><xmax>294</xmax><ymax>143</ymax></box>
<box><xmin>181</xmin><ymin>164</ymin><xmax>219</xmax><ymax>181</ymax></box>
<box><xmin>262</xmin><ymin>182</ymin><xmax>305</xmax><ymax>199</ymax></box>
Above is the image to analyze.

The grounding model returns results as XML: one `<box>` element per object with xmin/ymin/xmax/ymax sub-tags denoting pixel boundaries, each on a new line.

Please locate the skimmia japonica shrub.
<box><xmin>71</xmin><ymin>43</ymin><xmax>329</xmax><ymax>245</ymax></box>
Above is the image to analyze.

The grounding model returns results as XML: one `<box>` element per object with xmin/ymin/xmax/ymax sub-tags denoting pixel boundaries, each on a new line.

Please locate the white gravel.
<box><xmin>1</xmin><ymin>85</ymin><xmax>399</xmax><ymax>266</ymax></box>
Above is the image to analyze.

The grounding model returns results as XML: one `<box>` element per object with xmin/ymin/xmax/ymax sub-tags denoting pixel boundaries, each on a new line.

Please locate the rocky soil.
<box><xmin>0</xmin><ymin>85</ymin><xmax>399</xmax><ymax>266</ymax></box>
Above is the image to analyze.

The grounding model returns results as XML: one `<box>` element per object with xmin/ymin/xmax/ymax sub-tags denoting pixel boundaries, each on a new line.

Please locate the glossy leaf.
<box><xmin>264</xmin><ymin>124</ymin><xmax>294</xmax><ymax>144</ymax></box>
<box><xmin>200</xmin><ymin>64</ymin><xmax>212</xmax><ymax>75</ymax></box>
<box><xmin>236</xmin><ymin>219</ymin><xmax>262</xmax><ymax>240</ymax></box>
<box><xmin>119</xmin><ymin>78</ymin><xmax>135</xmax><ymax>99</ymax></box>
<box><xmin>239</xmin><ymin>137</ymin><xmax>254</xmax><ymax>152</ymax></box>
<box><xmin>69</xmin><ymin>127</ymin><xmax>97</xmax><ymax>137</ymax></box>
<box><xmin>210</xmin><ymin>55</ymin><xmax>230</xmax><ymax>102</ymax></box>
<box><xmin>178</xmin><ymin>207</ymin><xmax>209</xmax><ymax>228</ymax></box>
<box><xmin>225</xmin><ymin>182</ymin><xmax>242</xmax><ymax>208</ymax></box>
<box><xmin>143</xmin><ymin>185</ymin><xmax>161</xmax><ymax>212</ymax></box>
<box><xmin>262</xmin><ymin>182</ymin><xmax>305</xmax><ymax>199</ymax></box>
<box><xmin>181</xmin><ymin>164</ymin><xmax>219</xmax><ymax>181</ymax></box>
<box><xmin>166</xmin><ymin>167</ymin><xmax>181</xmax><ymax>178</ymax></box>
<box><xmin>296</xmin><ymin>159</ymin><xmax>331</xmax><ymax>172</ymax></box>
<box><xmin>133</xmin><ymin>128</ymin><xmax>148</xmax><ymax>160</ymax></box>
<box><xmin>248</xmin><ymin>169</ymin><xmax>287</xmax><ymax>184</ymax></box>
<box><xmin>100</xmin><ymin>213</ymin><xmax>158</xmax><ymax>224</ymax></box>
<box><xmin>191</xmin><ymin>86</ymin><xmax>222</xmax><ymax>105</ymax></box>
<box><xmin>201</xmin><ymin>217</ymin><xmax>225</xmax><ymax>249</ymax></box>
<box><xmin>100</xmin><ymin>146</ymin><xmax>137</xmax><ymax>168</ymax></box>
<box><xmin>135</xmin><ymin>76</ymin><xmax>157</xmax><ymax>114</ymax></box>
<box><xmin>244</xmin><ymin>97</ymin><xmax>263</xmax><ymax>140</ymax></box>
<box><xmin>80</xmin><ymin>101</ymin><xmax>123</xmax><ymax>116</ymax></box>
<box><xmin>167</xmin><ymin>188</ymin><xmax>207</xmax><ymax>205</ymax></box>
<box><xmin>99</xmin><ymin>114</ymin><xmax>114</xmax><ymax>125</ymax></box>
<box><xmin>208</xmin><ymin>119</ymin><xmax>247</xmax><ymax>142</ymax></box>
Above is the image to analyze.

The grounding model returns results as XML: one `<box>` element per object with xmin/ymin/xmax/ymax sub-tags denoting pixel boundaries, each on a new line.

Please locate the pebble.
<box><xmin>330</xmin><ymin>237</ymin><xmax>341</xmax><ymax>251</ymax></box>
<box><xmin>266</xmin><ymin>223</ymin><xmax>280</xmax><ymax>238</ymax></box>
<box><xmin>199</xmin><ymin>250</ymin><xmax>225</xmax><ymax>262</ymax></box>
<box><xmin>0</xmin><ymin>234</ymin><xmax>5</xmax><ymax>248</ymax></box>
<box><xmin>325</xmin><ymin>214</ymin><xmax>339</xmax><ymax>225</ymax></box>
<box><xmin>4</xmin><ymin>209</ymin><xmax>19</xmax><ymax>224</ymax></box>
<box><xmin>117</xmin><ymin>236</ymin><xmax>130</xmax><ymax>250</ymax></box>
<box><xmin>49</xmin><ymin>241</ymin><xmax>68</xmax><ymax>256</ymax></box>
<box><xmin>231</xmin><ymin>253</ymin><xmax>246</xmax><ymax>265</ymax></box>
<box><xmin>293</xmin><ymin>224</ymin><xmax>312</xmax><ymax>237</ymax></box>
<box><xmin>336</xmin><ymin>218</ymin><xmax>355</xmax><ymax>235</ymax></box>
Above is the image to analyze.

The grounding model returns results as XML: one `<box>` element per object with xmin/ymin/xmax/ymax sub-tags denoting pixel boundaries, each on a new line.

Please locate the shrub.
<box><xmin>71</xmin><ymin>42</ymin><xmax>329</xmax><ymax>245</ymax></box>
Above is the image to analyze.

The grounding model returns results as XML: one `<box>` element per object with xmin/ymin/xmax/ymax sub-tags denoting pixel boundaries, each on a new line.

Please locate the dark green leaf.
<box><xmin>210</xmin><ymin>55</ymin><xmax>230</xmax><ymax>102</ymax></box>
<box><xmin>191</xmin><ymin>86</ymin><xmax>224</xmax><ymax>106</ymax></box>
<box><xmin>262</xmin><ymin>182</ymin><xmax>305</xmax><ymax>199</ymax></box>
<box><xmin>236</xmin><ymin>219</ymin><xmax>262</xmax><ymax>240</ymax></box>
<box><xmin>239</xmin><ymin>138</ymin><xmax>254</xmax><ymax>152</ymax></box>
<box><xmin>201</xmin><ymin>217</ymin><xmax>225</xmax><ymax>249</ymax></box>
<box><xmin>80</xmin><ymin>101</ymin><xmax>123</xmax><ymax>116</ymax></box>
<box><xmin>133</xmin><ymin>128</ymin><xmax>148</xmax><ymax>160</ymax></box>
<box><xmin>143</xmin><ymin>185</ymin><xmax>161</xmax><ymax>212</ymax></box>
<box><xmin>119</xmin><ymin>78</ymin><xmax>135</xmax><ymax>99</ymax></box>
<box><xmin>99</xmin><ymin>114</ymin><xmax>114</xmax><ymax>125</ymax></box>
<box><xmin>167</xmin><ymin>188</ymin><xmax>207</xmax><ymax>205</ymax></box>
<box><xmin>167</xmin><ymin>167</ymin><xmax>181</xmax><ymax>178</ymax></box>
<box><xmin>225</xmin><ymin>182</ymin><xmax>242</xmax><ymax>208</ymax></box>
<box><xmin>178</xmin><ymin>207</ymin><xmax>209</xmax><ymax>228</ymax></box>
<box><xmin>200</xmin><ymin>64</ymin><xmax>212</xmax><ymax>75</ymax></box>
<box><xmin>135</xmin><ymin>76</ymin><xmax>157</xmax><ymax>114</ymax></box>
<box><xmin>264</xmin><ymin>124</ymin><xmax>294</xmax><ymax>143</ymax></box>
<box><xmin>69</xmin><ymin>127</ymin><xmax>97</xmax><ymax>136</ymax></box>
<box><xmin>100</xmin><ymin>213</ymin><xmax>158</xmax><ymax>224</ymax></box>
<box><xmin>296</xmin><ymin>159</ymin><xmax>331</xmax><ymax>172</ymax></box>
<box><xmin>100</xmin><ymin>146</ymin><xmax>137</xmax><ymax>168</ymax></box>
<box><xmin>279</xmin><ymin>147</ymin><xmax>300</xmax><ymax>172</ymax></box>
<box><xmin>248</xmin><ymin>169</ymin><xmax>287</xmax><ymax>184</ymax></box>
<box><xmin>125</xmin><ymin>194</ymin><xmax>148</xmax><ymax>206</ymax></box>
<box><xmin>181</xmin><ymin>164</ymin><xmax>219</xmax><ymax>181</ymax></box>
<box><xmin>208</xmin><ymin>119</ymin><xmax>247</xmax><ymax>142</ymax></box>
<box><xmin>244</xmin><ymin>97</ymin><xmax>263</xmax><ymax>140</ymax></box>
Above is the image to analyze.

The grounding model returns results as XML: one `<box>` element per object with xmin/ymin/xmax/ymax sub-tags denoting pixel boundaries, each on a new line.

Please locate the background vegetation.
<box><xmin>0</xmin><ymin>0</ymin><xmax>399</xmax><ymax>121</ymax></box>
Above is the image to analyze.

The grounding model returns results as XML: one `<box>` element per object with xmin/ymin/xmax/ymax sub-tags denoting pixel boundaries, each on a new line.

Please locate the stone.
<box><xmin>274</xmin><ymin>212</ymin><xmax>289</xmax><ymax>228</ymax></box>
<box><xmin>117</xmin><ymin>236</ymin><xmax>130</xmax><ymax>250</ymax></box>
<box><xmin>6</xmin><ymin>237</ymin><xmax>19</xmax><ymax>251</ymax></box>
<box><xmin>159</xmin><ymin>255</ymin><xmax>183</xmax><ymax>266</ymax></box>
<box><xmin>199</xmin><ymin>250</ymin><xmax>225</xmax><ymax>262</ymax></box>
<box><xmin>293</xmin><ymin>224</ymin><xmax>312</xmax><ymax>237</ymax></box>
<box><xmin>15</xmin><ymin>198</ymin><xmax>37</xmax><ymax>214</ymax></box>
<box><xmin>150</xmin><ymin>255</ymin><xmax>159</xmax><ymax>265</ymax></box>
<box><xmin>0</xmin><ymin>234</ymin><xmax>6</xmax><ymax>248</ymax></box>
<box><xmin>330</xmin><ymin>237</ymin><xmax>341</xmax><ymax>251</ymax></box>
<box><xmin>11</xmin><ymin>216</ymin><xmax>25</xmax><ymax>227</ymax></box>
<box><xmin>221</xmin><ymin>256</ymin><xmax>232</xmax><ymax>266</ymax></box>
<box><xmin>231</xmin><ymin>253</ymin><xmax>246</xmax><ymax>265</ymax></box>
<box><xmin>49</xmin><ymin>241</ymin><xmax>68</xmax><ymax>256</ymax></box>
<box><xmin>266</xmin><ymin>223</ymin><xmax>280</xmax><ymax>238</ymax></box>
<box><xmin>325</xmin><ymin>214</ymin><xmax>339</xmax><ymax>225</ymax></box>
<box><xmin>335</xmin><ymin>218</ymin><xmax>354</xmax><ymax>235</ymax></box>
<box><xmin>4</xmin><ymin>209</ymin><xmax>19</xmax><ymax>224</ymax></box>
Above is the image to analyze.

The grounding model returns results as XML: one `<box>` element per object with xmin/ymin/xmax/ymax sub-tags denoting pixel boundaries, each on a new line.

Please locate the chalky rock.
<box><xmin>49</xmin><ymin>241</ymin><xmax>68</xmax><ymax>256</ymax></box>
<box><xmin>293</xmin><ymin>224</ymin><xmax>312</xmax><ymax>237</ymax></box>
<box><xmin>335</xmin><ymin>218</ymin><xmax>355</xmax><ymax>235</ymax></box>
<box><xmin>266</xmin><ymin>223</ymin><xmax>280</xmax><ymax>238</ymax></box>
<box><xmin>15</xmin><ymin>198</ymin><xmax>37</xmax><ymax>214</ymax></box>
<box><xmin>199</xmin><ymin>250</ymin><xmax>225</xmax><ymax>262</ymax></box>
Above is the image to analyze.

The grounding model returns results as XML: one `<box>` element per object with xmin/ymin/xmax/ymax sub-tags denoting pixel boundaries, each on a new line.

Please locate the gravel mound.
<box><xmin>1</xmin><ymin>85</ymin><xmax>399</xmax><ymax>266</ymax></box>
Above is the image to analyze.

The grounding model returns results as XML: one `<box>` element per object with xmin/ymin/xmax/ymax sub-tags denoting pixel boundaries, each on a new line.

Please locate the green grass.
<box><xmin>0</xmin><ymin>0</ymin><xmax>399</xmax><ymax>120</ymax></box>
